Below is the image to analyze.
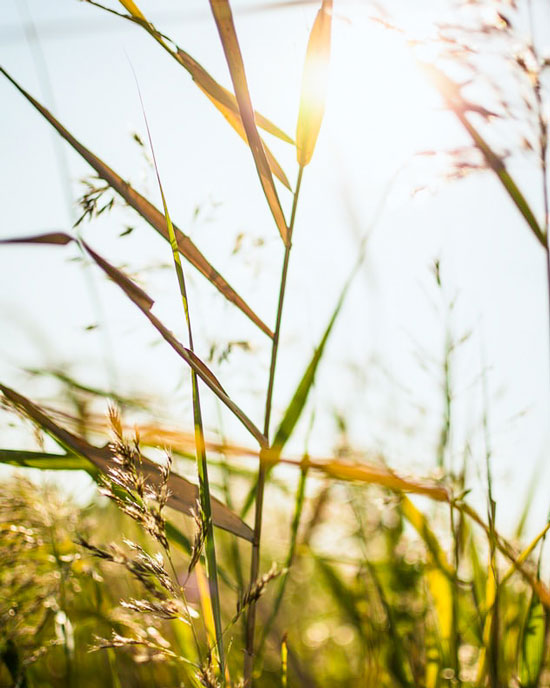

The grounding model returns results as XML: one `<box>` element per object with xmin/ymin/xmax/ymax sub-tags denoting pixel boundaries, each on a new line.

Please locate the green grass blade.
<box><xmin>0</xmin><ymin>449</ymin><xmax>91</xmax><ymax>471</ymax></box>
<box><xmin>520</xmin><ymin>593</ymin><xmax>547</xmax><ymax>686</ymax></box>
<box><xmin>208</xmin><ymin>0</ymin><xmax>289</xmax><ymax>245</ymax></box>
<box><xmin>135</xmin><ymin>80</ymin><xmax>226</xmax><ymax>681</ymax></box>
<box><xmin>0</xmin><ymin>65</ymin><xmax>273</xmax><ymax>338</ymax></box>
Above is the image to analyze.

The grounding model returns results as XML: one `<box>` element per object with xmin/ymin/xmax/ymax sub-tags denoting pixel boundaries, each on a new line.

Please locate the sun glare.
<box><xmin>326</xmin><ymin>18</ymin><xmax>447</xmax><ymax>170</ymax></box>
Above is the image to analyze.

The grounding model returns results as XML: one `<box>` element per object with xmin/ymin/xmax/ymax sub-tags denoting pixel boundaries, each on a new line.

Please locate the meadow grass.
<box><xmin>1</xmin><ymin>1</ymin><xmax>550</xmax><ymax>686</ymax></box>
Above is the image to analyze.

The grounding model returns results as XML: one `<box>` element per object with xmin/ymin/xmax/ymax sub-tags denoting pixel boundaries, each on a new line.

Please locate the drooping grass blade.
<box><xmin>0</xmin><ymin>383</ymin><xmax>253</xmax><ymax>542</ymax></box>
<box><xmin>0</xmin><ymin>66</ymin><xmax>273</xmax><ymax>338</ymax></box>
<box><xmin>1</xmin><ymin>232</ymin><xmax>268</xmax><ymax>448</ymax></box>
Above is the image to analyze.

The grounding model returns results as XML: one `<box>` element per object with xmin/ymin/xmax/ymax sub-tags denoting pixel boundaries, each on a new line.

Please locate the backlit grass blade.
<box><xmin>97</xmin><ymin>0</ymin><xmax>293</xmax><ymax>144</ymax></box>
<box><xmin>175</xmin><ymin>48</ymin><xmax>294</xmax><ymax>145</ymax></box>
<box><xmin>0</xmin><ymin>383</ymin><xmax>254</xmax><ymax>541</ymax></box>
<box><xmin>476</xmin><ymin>551</ymin><xmax>499</xmax><ymax>687</ymax></box>
<box><xmin>296</xmin><ymin>0</ymin><xmax>332</xmax><ymax>167</ymax></box>
<box><xmin>1</xmin><ymin>231</ymin><xmax>268</xmax><ymax>447</ymax></box>
<box><xmin>208</xmin><ymin>0</ymin><xmax>289</xmax><ymax>245</ymax></box>
<box><xmin>319</xmin><ymin>461</ymin><xmax>450</xmax><ymax>502</ymax></box>
<box><xmin>519</xmin><ymin>593</ymin><xmax>547</xmax><ymax>686</ymax></box>
<box><xmin>106</xmin><ymin>0</ymin><xmax>293</xmax><ymax>187</ymax></box>
<box><xmin>259</xmin><ymin>464</ymin><xmax>308</xmax><ymax>651</ymax></box>
<box><xmin>0</xmin><ymin>66</ymin><xmax>273</xmax><ymax>338</ymax></box>
<box><xmin>197</xmin><ymin>82</ymin><xmax>291</xmax><ymax>189</ymax></box>
<box><xmin>0</xmin><ymin>449</ymin><xmax>90</xmax><ymax>471</ymax></box>
<box><xmin>136</xmin><ymin>85</ymin><xmax>225</xmax><ymax>680</ymax></box>
<box><xmin>426</xmin><ymin>569</ymin><xmax>453</xmax><ymax>664</ymax></box>
<box><xmin>421</xmin><ymin>63</ymin><xmax>546</xmax><ymax>248</ymax></box>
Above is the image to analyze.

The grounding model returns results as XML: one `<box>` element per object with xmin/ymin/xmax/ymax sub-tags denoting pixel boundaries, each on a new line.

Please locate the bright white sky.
<box><xmin>1</xmin><ymin>0</ymin><xmax>549</xmax><ymax>537</ymax></box>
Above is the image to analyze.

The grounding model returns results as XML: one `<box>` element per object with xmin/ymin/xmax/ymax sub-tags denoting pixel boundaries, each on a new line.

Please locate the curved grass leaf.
<box><xmin>0</xmin><ymin>65</ymin><xmax>273</xmax><ymax>338</ymax></box>
<box><xmin>95</xmin><ymin>0</ymin><xmax>293</xmax><ymax>144</ymax></box>
<box><xmin>1</xmin><ymin>232</ymin><xmax>268</xmax><ymax>448</ymax></box>
<box><xmin>196</xmin><ymin>80</ymin><xmax>291</xmax><ymax>189</ymax></box>
<box><xmin>208</xmin><ymin>0</ymin><xmax>289</xmax><ymax>245</ymax></box>
<box><xmin>0</xmin><ymin>448</ymin><xmax>91</xmax><ymax>471</ymax></box>
<box><xmin>296</xmin><ymin>0</ymin><xmax>332</xmax><ymax>167</ymax></box>
<box><xmin>0</xmin><ymin>383</ymin><xmax>253</xmax><ymax>542</ymax></box>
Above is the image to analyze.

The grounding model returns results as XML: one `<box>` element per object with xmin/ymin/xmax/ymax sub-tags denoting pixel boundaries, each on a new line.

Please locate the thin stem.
<box><xmin>263</xmin><ymin>165</ymin><xmax>305</xmax><ymax>438</ymax></box>
<box><xmin>527</xmin><ymin>0</ymin><xmax>550</xmax><ymax>390</ymax></box>
<box><xmin>243</xmin><ymin>165</ymin><xmax>304</xmax><ymax>686</ymax></box>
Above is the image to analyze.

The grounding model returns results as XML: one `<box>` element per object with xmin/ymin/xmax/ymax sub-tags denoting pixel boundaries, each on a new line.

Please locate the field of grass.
<box><xmin>1</xmin><ymin>0</ymin><xmax>550</xmax><ymax>686</ymax></box>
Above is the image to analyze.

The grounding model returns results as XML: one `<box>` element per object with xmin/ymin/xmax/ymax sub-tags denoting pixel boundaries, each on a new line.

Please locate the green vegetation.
<box><xmin>2</xmin><ymin>1</ymin><xmax>550</xmax><ymax>686</ymax></box>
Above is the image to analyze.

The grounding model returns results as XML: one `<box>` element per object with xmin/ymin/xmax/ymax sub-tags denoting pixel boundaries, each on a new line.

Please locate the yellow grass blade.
<box><xmin>198</xmin><ymin>83</ymin><xmax>291</xmax><ymax>189</ymax></box>
<box><xmin>0</xmin><ymin>66</ymin><xmax>273</xmax><ymax>339</ymax></box>
<box><xmin>110</xmin><ymin>0</ymin><xmax>294</xmax><ymax>145</ymax></box>
<box><xmin>209</xmin><ymin>0</ymin><xmax>289</xmax><ymax>245</ymax></box>
<box><xmin>0</xmin><ymin>384</ymin><xmax>253</xmax><ymax>541</ymax></box>
<box><xmin>117</xmin><ymin>0</ymin><xmax>145</xmax><ymax>21</ymax></box>
<box><xmin>427</xmin><ymin>568</ymin><xmax>453</xmax><ymax>645</ymax></box>
<box><xmin>195</xmin><ymin>563</ymin><xmax>217</xmax><ymax>649</ymax></box>
<box><xmin>175</xmin><ymin>48</ymin><xmax>293</xmax><ymax>146</ymax></box>
<box><xmin>400</xmin><ymin>497</ymin><xmax>454</xmax><ymax>576</ymax></box>
<box><xmin>311</xmin><ymin>459</ymin><xmax>450</xmax><ymax>502</ymax></box>
<box><xmin>501</xmin><ymin>520</ymin><xmax>550</xmax><ymax>586</ymax></box>
<box><xmin>296</xmin><ymin>0</ymin><xmax>332</xmax><ymax>167</ymax></box>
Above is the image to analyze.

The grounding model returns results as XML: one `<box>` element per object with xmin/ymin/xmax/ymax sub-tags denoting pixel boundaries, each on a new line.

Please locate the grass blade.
<box><xmin>0</xmin><ymin>383</ymin><xmax>253</xmax><ymax>541</ymax></box>
<box><xmin>400</xmin><ymin>497</ymin><xmax>454</xmax><ymax>576</ymax></box>
<box><xmin>458</xmin><ymin>502</ymin><xmax>550</xmax><ymax>610</ymax></box>
<box><xmin>520</xmin><ymin>595</ymin><xmax>547</xmax><ymax>686</ymax></box>
<box><xmin>92</xmin><ymin>0</ymin><xmax>294</xmax><ymax>144</ymax></box>
<box><xmin>420</xmin><ymin>63</ymin><xmax>546</xmax><ymax>247</ymax></box>
<box><xmin>196</xmin><ymin>81</ymin><xmax>291</xmax><ymax>189</ymax></box>
<box><xmin>1</xmin><ymin>231</ymin><xmax>268</xmax><ymax>448</ymax></box>
<box><xmin>296</xmin><ymin>0</ymin><xmax>332</xmax><ymax>167</ymax></box>
<box><xmin>136</xmin><ymin>82</ymin><xmax>226</xmax><ymax>680</ymax></box>
<box><xmin>102</xmin><ymin>0</ymin><xmax>293</xmax><ymax>187</ymax></box>
<box><xmin>208</xmin><ymin>0</ymin><xmax>289</xmax><ymax>245</ymax></box>
<box><xmin>0</xmin><ymin>449</ymin><xmax>90</xmax><ymax>471</ymax></box>
<box><xmin>501</xmin><ymin>520</ymin><xmax>550</xmax><ymax>586</ymax></box>
<box><xmin>0</xmin><ymin>65</ymin><xmax>273</xmax><ymax>338</ymax></box>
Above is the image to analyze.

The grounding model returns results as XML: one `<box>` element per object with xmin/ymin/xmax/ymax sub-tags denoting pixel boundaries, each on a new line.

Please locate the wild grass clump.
<box><xmin>1</xmin><ymin>0</ymin><xmax>550</xmax><ymax>686</ymax></box>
